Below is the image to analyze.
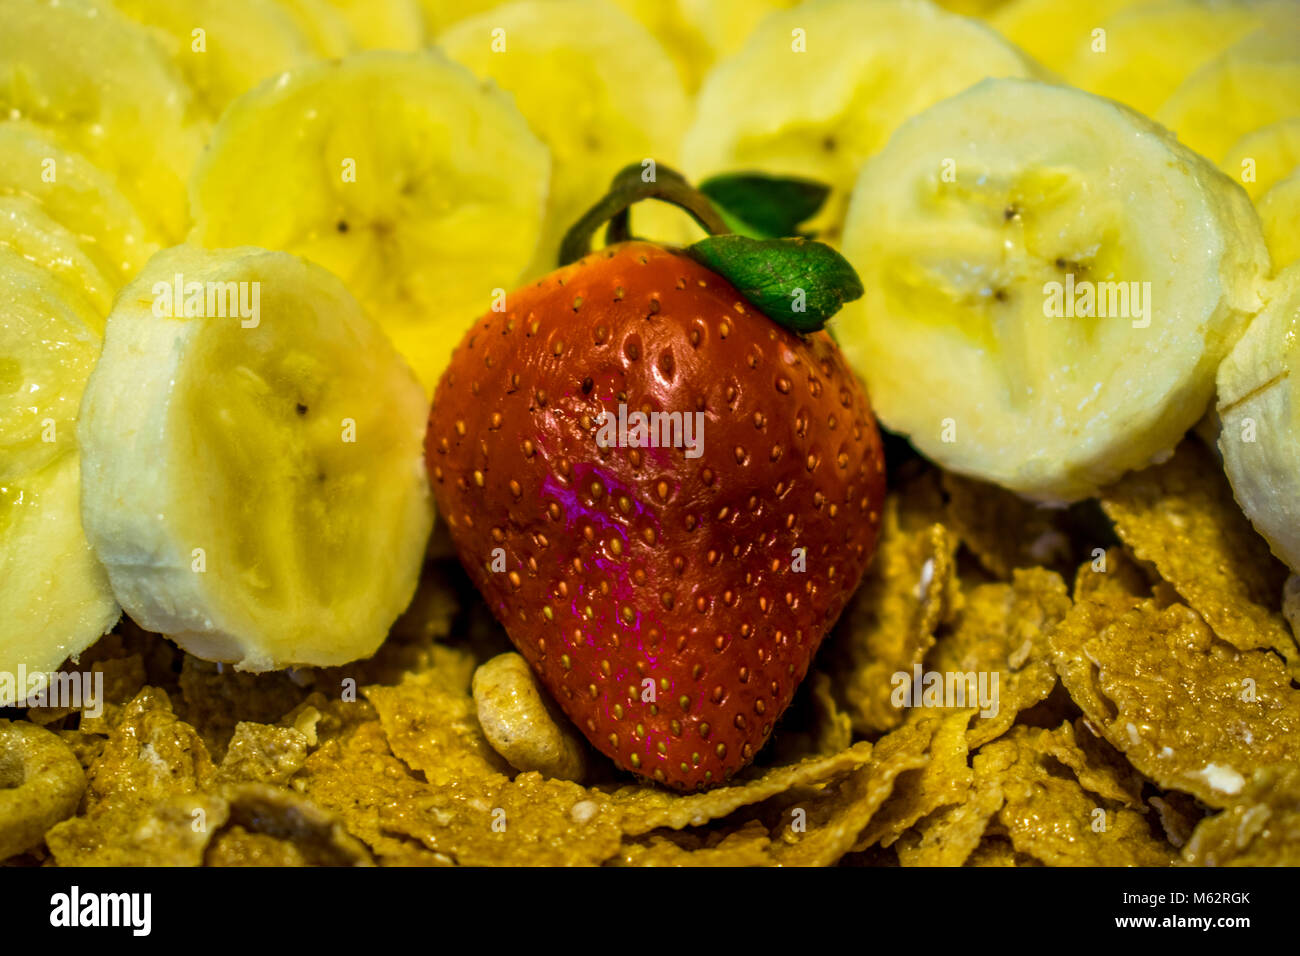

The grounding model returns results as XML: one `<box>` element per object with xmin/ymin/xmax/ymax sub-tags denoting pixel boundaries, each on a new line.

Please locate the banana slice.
<box><xmin>678</xmin><ymin>0</ymin><xmax>802</xmax><ymax>63</ymax></box>
<box><xmin>1</xmin><ymin>452</ymin><xmax>119</xmax><ymax>707</ymax></box>
<box><xmin>78</xmin><ymin>245</ymin><xmax>434</xmax><ymax>671</ymax></box>
<box><xmin>1221</xmin><ymin>118</ymin><xmax>1300</xmax><ymax>200</ymax></box>
<box><xmin>0</xmin><ymin>248</ymin><xmax>117</xmax><ymax>704</ymax></box>
<box><xmin>416</xmin><ymin>0</ymin><xmax>504</xmax><ymax>33</ymax></box>
<box><xmin>1158</xmin><ymin>26</ymin><xmax>1300</xmax><ymax>163</ymax></box>
<box><xmin>112</xmin><ymin>0</ymin><xmax>318</xmax><ymax>117</ymax></box>
<box><xmin>0</xmin><ymin>248</ymin><xmax>104</xmax><ymax>480</ymax></box>
<box><xmin>610</xmin><ymin>0</ymin><xmax>715</xmax><ymax>92</ymax></box>
<box><xmin>838</xmin><ymin>78</ymin><xmax>1269</xmax><ymax>502</ymax></box>
<box><xmin>276</xmin><ymin>0</ymin><xmax>358</xmax><ymax>57</ymax></box>
<box><xmin>611</xmin><ymin>0</ymin><xmax>801</xmax><ymax>94</ymax></box>
<box><xmin>936</xmin><ymin>0</ymin><xmax>1010</xmax><ymax>13</ymax></box>
<box><xmin>189</xmin><ymin>51</ymin><xmax>549</xmax><ymax>394</ymax></box>
<box><xmin>0</xmin><ymin>121</ymin><xmax>162</xmax><ymax>288</ymax></box>
<box><xmin>438</xmin><ymin>0</ymin><xmax>690</xmax><ymax>274</ymax></box>
<box><xmin>1060</xmin><ymin>0</ymin><xmax>1285</xmax><ymax>117</ymax></box>
<box><xmin>0</xmin><ymin>0</ymin><xmax>209</xmax><ymax>241</ymax></box>
<box><xmin>1218</xmin><ymin>264</ymin><xmax>1300</xmax><ymax>570</ymax></box>
<box><xmin>322</xmin><ymin>0</ymin><xmax>425</xmax><ymax>49</ymax></box>
<box><xmin>1258</xmin><ymin>170</ymin><xmax>1300</xmax><ymax>272</ymax></box>
<box><xmin>0</xmin><ymin>195</ymin><xmax>115</xmax><ymax>321</ymax></box>
<box><xmin>992</xmin><ymin>0</ymin><xmax>1155</xmax><ymax>76</ymax></box>
<box><xmin>681</xmin><ymin>0</ymin><xmax>1041</xmax><ymax>237</ymax></box>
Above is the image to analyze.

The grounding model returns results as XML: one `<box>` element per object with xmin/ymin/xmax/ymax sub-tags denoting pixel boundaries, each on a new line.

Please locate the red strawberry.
<box><xmin>426</xmin><ymin>240</ymin><xmax>885</xmax><ymax>789</ymax></box>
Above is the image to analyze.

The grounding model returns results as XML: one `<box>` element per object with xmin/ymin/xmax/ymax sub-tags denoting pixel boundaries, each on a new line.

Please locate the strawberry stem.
<box><xmin>558</xmin><ymin>163</ymin><xmax>729</xmax><ymax>265</ymax></box>
<box><xmin>559</xmin><ymin>163</ymin><xmax>863</xmax><ymax>333</ymax></box>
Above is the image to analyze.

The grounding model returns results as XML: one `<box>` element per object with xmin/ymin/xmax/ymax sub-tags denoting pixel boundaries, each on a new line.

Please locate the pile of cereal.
<box><xmin>4</xmin><ymin>436</ymin><xmax>1294</xmax><ymax>867</ymax></box>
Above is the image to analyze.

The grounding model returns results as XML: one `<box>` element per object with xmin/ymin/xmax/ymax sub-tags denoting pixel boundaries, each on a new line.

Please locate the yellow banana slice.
<box><xmin>1158</xmin><ymin>25</ymin><xmax>1300</xmax><ymax>163</ymax></box>
<box><xmin>0</xmin><ymin>195</ymin><xmax>115</xmax><ymax>321</ymax></box>
<box><xmin>1</xmin><ymin>453</ymin><xmax>119</xmax><ymax>707</ymax></box>
<box><xmin>1217</xmin><ymin>264</ymin><xmax>1300</xmax><ymax>570</ymax></box>
<box><xmin>276</xmin><ymin>0</ymin><xmax>358</xmax><ymax>57</ymax></box>
<box><xmin>1061</xmin><ymin>0</ymin><xmax>1286</xmax><ymax>117</ymax></box>
<box><xmin>0</xmin><ymin>248</ymin><xmax>118</xmax><ymax>704</ymax></box>
<box><xmin>188</xmin><ymin>50</ymin><xmax>549</xmax><ymax>393</ymax></box>
<box><xmin>681</xmin><ymin>0</ymin><xmax>1041</xmax><ymax>236</ymax></box>
<box><xmin>610</xmin><ymin>0</ymin><xmax>713</xmax><ymax>92</ymax></box>
<box><xmin>678</xmin><ymin>0</ymin><xmax>802</xmax><ymax>63</ymax></box>
<box><xmin>438</xmin><ymin>0</ymin><xmax>690</xmax><ymax>275</ymax></box>
<box><xmin>992</xmin><ymin>0</ymin><xmax>1156</xmax><ymax>77</ymax></box>
<box><xmin>111</xmin><ymin>0</ymin><xmax>318</xmax><ymax>117</ymax></box>
<box><xmin>78</xmin><ymin>245</ymin><xmax>434</xmax><ymax>671</ymax></box>
<box><xmin>608</xmin><ymin>0</ymin><xmax>794</xmax><ymax>94</ymax></box>
<box><xmin>0</xmin><ymin>121</ymin><xmax>162</xmax><ymax>288</ymax></box>
<box><xmin>322</xmin><ymin>0</ymin><xmax>425</xmax><ymax>49</ymax></box>
<box><xmin>1221</xmin><ymin>118</ymin><xmax>1300</xmax><ymax>199</ymax></box>
<box><xmin>417</xmin><ymin>0</ymin><xmax>504</xmax><ymax>33</ymax></box>
<box><xmin>0</xmin><ymin>249</ymin><xmax>104</xmax><ymax>480</ymax></box>
<box><xmin>838</xmin><ymin>78</ymin><xmax>1269</xmax><ymax>501</ymax></box>
<box><xmin>1258</xmin><ymin>170</ymin><xmax>1300</xmax><ymax>271</ymax></box>
<box><xmin>0</xmin><ymin>0</ymin><xmax>209</xmax><ymax>241</ymax></box>
<box><xmin>936</xmin><ymin>0</ymin><xmax>1010</xmax><ymax>13</ymax></box>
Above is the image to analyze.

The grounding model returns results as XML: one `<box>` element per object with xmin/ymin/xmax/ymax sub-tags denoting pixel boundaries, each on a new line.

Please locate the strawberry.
<box><xmin>427</xmin><ymin>167</ymin><xmax>885</xmax><ymax>789</ymax></box>
<box><xmin>427</xmin><ymin>239</ymin><xmax>884</xmax><ymax>789</ymax></box>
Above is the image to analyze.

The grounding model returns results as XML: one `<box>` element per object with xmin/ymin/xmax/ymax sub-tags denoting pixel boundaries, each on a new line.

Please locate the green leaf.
<box><xmin>686</xmin><ymin>235</ymin><xmax>864</xmax><ymax>333</ymax></box>
<box><xmin>699</xmin><ymin>173</ymin><xmax>830</xmax><ymax>239</ymax></box>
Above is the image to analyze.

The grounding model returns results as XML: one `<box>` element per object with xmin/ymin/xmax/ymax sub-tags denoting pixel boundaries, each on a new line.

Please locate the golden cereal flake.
<box><xmin>215</xmin><ymin>783</ymin><xmax>372</xmax><ymax>866</ymax></box>
<box><xmin>365</xmin><ymin>668</ymin><xmax>512</xmax><ymax>788</ymax></box>
<box><xmin>611</xmin><ymin>820</ymin><xmax>773</xmax><ymax>867</ymax></box>
<box><xmin>976</xmin><ymin>725</ymin><xmax>1173</xmax><ymax>867</ymax></box>
<box><xmin>384</xmin><ymin>771</ymin><xmax>623</xmax><ymax>867</ymax></box>
<box><xmin>46</xmin><ymin>792</ymin><xmax>229</xmax><ymax>867</ymax></box>
<box><xmin>895</xmin><ymin>785</ymin><xmax>1005</xmax><ymax>867</ymax></box>
<box><xmin>1046</xmin><ymin>719</ymin><xmax>1145</xmax><ymax>809</ymax></box>
<box><xmin>1071</xmin><ymin>547</ymin><xmax>1154</xmax><ymax>604</ymax></box>
<box><xmin>1050</xmin><ymin>596</ymin><xmax>1300</xmax><ymax>808</ymax></box>
<box><xmin>178</xmin><ymin>657</ymin><xmax>305</xmax><ymax>760</ymax></box>
<box><xmin>1100</xmin><ymin>440</ymin><xmax>1298</xmax><ymax>666</ymax></box>
<box><xmin>925</xmin><ymin>568</ymin><xmax>1072</xmax><ymax>747</ymax></box>
<box><xmin>216</xmin><ymin>722</ymin><xmax>310</xmax><ymax>786</ymax></box>
<box><xmin>965</xmin><ymin>838</ymin><xmax>1031</xmax><ymax>867</ymax></box>
<box><xmin>943</xmin><ymin>471</ymin><xmax>1073</xmax><ymax>578</ymax></box>
<box><xmin>1183</xmin><ymin>766</ymin><xmax>1300</xmax><ymax>865</ymax></box>
<box><xmin>856</xmin><ymin>709</ymin><xmax>974</xmax><ymax>849</ymax></box>
<box><xmin>206</xmin><ymin>826</ymin><xmax>310</xmax><ymax>866</ymax></box>
<box><xmin>82</xmin><ymin>688</ymin><xmax>217</xmax><ymax>813</ymax></box>
<box><xmin>75</xmin><ymin>655</ymin><xmax>148</xmax><ymax>734</ymax></box>
<box><xmin>829</xmin><ymin>494</ymin><xmax>960</xmax><ymax>734</ymax></box>
<box><xmin>293</xmin><ymin>721</ymin><xmax>454</xmax><ymax>866</ymax></box>
<box><xmin>609</xmin><ymin>741</ymin><xmax>874</xmax><ymax>835</ymax></box>
<box><xmin>770</xmin><ymin>718</ymin><xmax>935</xmax><ymax>865</ymax></box>
<box><xmin>299</xmin><ymin>717</ymin><xmax>619</xmax><ymax>866</ymax></box>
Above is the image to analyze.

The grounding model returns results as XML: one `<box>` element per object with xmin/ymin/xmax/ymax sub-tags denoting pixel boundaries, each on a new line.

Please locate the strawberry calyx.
<box><xmin>558</xmin><ymin>162</ymin><xmax>864</xmax><ymax>333</ymax></box>
<box><xmin>686</xmin><ymin>234</ymin><xmax>863</xmax><ymax>333</ymax></box>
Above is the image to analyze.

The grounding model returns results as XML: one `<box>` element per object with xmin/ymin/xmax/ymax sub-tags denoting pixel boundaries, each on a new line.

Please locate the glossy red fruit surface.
<box><xmin>427</xmin><ymin>241</ymin><xmax>885</xmax><ymax>789</ymax></box>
